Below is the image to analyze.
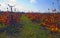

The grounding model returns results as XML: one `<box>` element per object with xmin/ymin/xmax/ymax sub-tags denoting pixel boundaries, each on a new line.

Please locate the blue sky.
<box><xmin>0</xmin><ymin>0</ymin><xmax>60</xmax><ymax>12</ymax></box>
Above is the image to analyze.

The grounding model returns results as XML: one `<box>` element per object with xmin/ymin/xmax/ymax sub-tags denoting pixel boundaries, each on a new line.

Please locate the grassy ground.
<box><xmin>0</xmin><ymin>14</ymin><xmax>58</xmax><ymax>38</ymax></box>
<box><xmin>20</xmin><ymin>14</ymin><xmax>51</xmax><ymax>38</ymax></box>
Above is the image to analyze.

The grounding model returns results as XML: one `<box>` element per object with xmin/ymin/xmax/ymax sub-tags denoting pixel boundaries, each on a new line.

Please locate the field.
<box><xmin>0</xmin><ymin>12</ymin><xmax>60</xmax><ymax>38</ymax></box>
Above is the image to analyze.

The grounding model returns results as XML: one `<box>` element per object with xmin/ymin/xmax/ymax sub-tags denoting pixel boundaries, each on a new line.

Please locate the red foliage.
<box><xmin>0</xmin><ymin>12</ymin><xmax>21</xmax><ymax>25</ymax></box>
<box><xmin>26</xmin><ymin>13</ymin><xmax>60</xmax><ymax>33</ymax></box>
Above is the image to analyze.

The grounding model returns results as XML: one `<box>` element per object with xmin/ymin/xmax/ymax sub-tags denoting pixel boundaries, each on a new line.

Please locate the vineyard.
<box><xmin>0</xmin><ymin>12</ymin><xmax>60</xmax><ymax>38</ymax></box>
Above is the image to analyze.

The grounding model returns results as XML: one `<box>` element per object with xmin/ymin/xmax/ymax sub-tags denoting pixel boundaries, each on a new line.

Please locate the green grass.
<box><xmin>0</xmin><ymin>14</ymin><xmax>51</xmax><ymax>38</ymax></box>
<box><xmin>20</xmin><ymin>14</ymin><xmax>51</xmax><ymax>38</ymax></box>
<box><xmin>0</xmin><ymin>23</ymin><xmax>6</xmax><ymax>28</ymax></box>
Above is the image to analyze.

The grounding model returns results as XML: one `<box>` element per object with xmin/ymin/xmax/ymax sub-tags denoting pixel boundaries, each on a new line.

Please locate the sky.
<box><xmin>0</xmin><ymin>0</ymin><xmax>60</xmax><ymax>12</ymax></box>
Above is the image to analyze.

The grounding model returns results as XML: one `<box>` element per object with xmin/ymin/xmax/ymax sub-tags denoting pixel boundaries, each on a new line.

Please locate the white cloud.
<box><xmin>15</xmin><ymin>4</ymin><xmax>31</xmax><ymax>12</ymax></box>
<box><xmin>0</xmin><ymin>0</ymin><xmax>17</xmax><ymax>11</ymax></box>
<box><xmin>8</xmin><ymin>0</ymin><xmax>16</xmax><ymax>6</ymax></box>
<box><xmin>0</xmin><ymin>0</ymin><xmax>39</xmax><ymax>12</ymax></box>
<box><xmin>30</xmin><ymin>0</ymin><xmax>36</xmax><ymax>3</ymax></box>
<box><xmin>0</xmin><ymin>2</ymin><xmax>8</xmax><ymax>11</ymax></box>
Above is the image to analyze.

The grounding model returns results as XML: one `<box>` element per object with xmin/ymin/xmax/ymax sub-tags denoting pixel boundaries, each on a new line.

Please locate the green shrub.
<box><xmin>0</xmin><ymin>23</ymin><xmax>6</xmax><ymax>28</ymax></box>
